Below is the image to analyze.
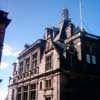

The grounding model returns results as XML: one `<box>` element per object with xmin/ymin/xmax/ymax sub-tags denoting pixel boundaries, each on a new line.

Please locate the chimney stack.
<box><xmin>61</xmin><ymin>8</ymin><xmax>69</xmax><ymax>21</ymax></box>
<box><xmin>12</xmin><ymin>62</ymin><xmax>17</xmax><ymax>72</ymax></box>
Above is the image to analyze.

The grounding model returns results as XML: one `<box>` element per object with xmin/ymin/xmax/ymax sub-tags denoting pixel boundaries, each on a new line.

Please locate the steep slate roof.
<box><xmin>18</xmin><ymin>39</ymin><xmax>44</xmax><ymax>58</ymax></box>
<box><xmin>17</xmin><ymin>8</ymin><xmax>100</xmax><ymax>60</ymax></box>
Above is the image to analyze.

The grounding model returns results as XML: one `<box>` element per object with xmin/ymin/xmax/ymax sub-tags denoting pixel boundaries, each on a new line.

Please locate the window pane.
<box><xmin>45</xmin><ymin>79</ymin><xmax>52</xmax><ymax>89</ymax></box>
<box><xmin>49</xmin><ymin>80</ymin><xmax>51</xmax><ymax>88</ymax></box>
<box><xmin>40</xmin><ymin>81</ymin><xmax>42</xmax><ymax>90</ymax></box>
<box><xmin>45</xmin><ymin>97</ymin><xmax>51</xmax><ymax>100</ymax></box>
<box><xmin>25</xmin><ymin>57</ymin><xmax>30</xmax><ymax>71</ymax></box>
<box><xmin>19</xmin><ymin>62</ymin><xmax>23</xmax><ymax>72</ymax></box>
<box><xmin>18</xmin><ymin>94</ymin><xmax>21</xmax><ymax>100</ymax></box>
<box><xmin>32</xmin><ymin>53</ymin><xmax>37</xmax><ymax>68</ymax></box>
<box><xmin>86</xmin><ymin>54</ymin><xmax>90</xmax><ymax>64</ymax></box>
<box><xmin>23</xmin><ymin>92</ymin><xmax>27</xmax><ymax>100</ymax></box>
<box><xmin>92</xmin><ymin>55</ymin><xmax>96</xmax><ymax>64</ymax></box>
<box><xmin>30</xmin><ymin>91</ymin><xmax>36</xmax><ymax>100</ymax></box>
<box><xmin>45</xmin><ymin>55</ymin><xmax>52</xmax><ymax>71</ymax></box>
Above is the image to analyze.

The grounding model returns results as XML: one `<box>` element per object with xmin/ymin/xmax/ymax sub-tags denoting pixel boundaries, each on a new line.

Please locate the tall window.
<box><xmin>25</xmin><ymin>57</ymin><xmax>30</xmax><ymax>71</ymax></box>
<box><xmin>40</xmin><ymin>81</ymin><xmax>42</xmax><ymax>90</ymax></box>
<box><xmin>17</xmin><ymin>87</ymin><xmax>21</xmax><ymax>100</ymax></box>
<box><xmin>29</xmin><ymin>84</ymin><xmax>36</xmax><ymax>100</ymax></box>
<box><xmin>23</xmin><ymin>86</ymin><xmax>28</xmax><ymax>100</ymax></box>
<box><xmin>86</xmin><ymin>46</ymin><xmax>96</xmax><ymax>64</ymax></box>
<box><xmin>86</xmin><ymin>54</ymin><xmax>90</xmax><ymax>64</ymax></box>
<box><xmin>32</xmin><ymin>53</ymin><xmax>37</xmax><ymax>68</ymax></box>
<box><xmin>12</xmin><ymin>89</ymin><xmax>14</xmax><ymax>100</ymax></box>
<box><xmin>92</xmin><ymin>55</ymin><xmax>96</xmax><ymax>64</ymax></box>
<box><xmin>91</xmin><ymin>47</ymin><xmax>96</xmax><ymax>64</ymax></box>
<box><xmin>32</xmin><ymin>53</ymin><xmax>37</xmax><ymax>74</ymax></box>
<box><xmin>45</xmin><ymin>79</ymin><xmax>52</xmax><ymax>89</ymax></box>
<box><xmin>45</xmin><ymin>55</ymin><xmax>52</xmax><ymax>71</ymax></box>
<box><xmin>19</xmin><ymin>62</ymin><xmax>23</xmax><ymax>72</ymax></box>
<box><xmin>19</xmin><ymin>62</ymin><xmax>23</xmax><ymax>79</ymax></box>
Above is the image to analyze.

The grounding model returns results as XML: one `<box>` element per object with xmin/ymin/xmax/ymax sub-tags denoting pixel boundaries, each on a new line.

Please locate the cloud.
<box><xmin>0</xmin><ymin>89</ymin><xmax>8</xmax><ymax>100</ymax></box>
<box><xmin>2</xmin><ymin>44</ymin><xmax>21</xmax><ymax>57</ymax></box>
<box><xmin>0</xmin><ymin>62</ymin><xmax>9</xmax><ymax>70</ymax></box>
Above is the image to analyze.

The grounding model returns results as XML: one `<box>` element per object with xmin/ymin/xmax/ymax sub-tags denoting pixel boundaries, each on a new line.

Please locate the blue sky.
<box><xmin>0</xmin><ymin>0</ymin><xmax>100</xmax><ymax>99</ymax></box>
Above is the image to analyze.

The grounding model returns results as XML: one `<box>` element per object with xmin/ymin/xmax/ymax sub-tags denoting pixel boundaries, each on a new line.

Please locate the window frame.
<box><xmin>45</xmin><ymin>79</ymin><xmax>52</xmax><ymax>90</ymax></box>
<box><xmin>85</xmin><ymin>46</ymin><xmax>96</xmax><ymax>64</ymax></box>
<box><xmin>32</xmin><ymin>53</ymin><xmax>37</xmax><ymax>68</ymax></box>
<box><xmin>25</xmin><ymin>57</ymin><xmax>30</xmax><ymax>71</ymax></box>
<box><xmin>40</xmin><ymin>81</ymin><xmax>42</xmax><ymax>90</ymax></box>
<box><xmin>45</xmin><ymin>54</ymin><xmax>52</xmax><ymax>71</ymax></box>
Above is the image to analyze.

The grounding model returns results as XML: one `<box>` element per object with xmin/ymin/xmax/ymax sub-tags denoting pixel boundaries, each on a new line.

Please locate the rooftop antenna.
<box><xmin>79</xmin><ymin>0</ymin><xmax>83</xmax><ymax>31</ymax></box>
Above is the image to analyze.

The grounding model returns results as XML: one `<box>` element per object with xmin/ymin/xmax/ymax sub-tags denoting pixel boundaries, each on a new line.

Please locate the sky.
<box><xmin>0</xmin><ymin>0</ymin><xmax>100</xmax><ymax>99</ymax></box>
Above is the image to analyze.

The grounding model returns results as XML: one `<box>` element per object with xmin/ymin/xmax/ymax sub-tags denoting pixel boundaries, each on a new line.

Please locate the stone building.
<box><xmin>0</xmin><ymin>10</ymin><xmax>11</xmax><ymax>63</ymax></box>
<box><xmin>8</xmin><ymin>9</ymin><xmax>100</xmax><ymax>100</ymax></box>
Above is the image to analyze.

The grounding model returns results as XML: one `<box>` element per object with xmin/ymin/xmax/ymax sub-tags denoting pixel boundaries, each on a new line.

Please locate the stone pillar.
<box><xmin>29</xmin><ymin>54</ymin><xmax>32</xmax><ymax>77</ymax></box>
<box><xmin>23</xmin><ymin>59</ymin><xmax>26</xmax><ymax>78</ymax></box>
<box><xmin>30</xmin><ymin>54</ymin><xmax>32</xmax><ymax>70</ymax></box>
<box><xmin>36</xmin><ymin>81</ymin><xmax>38</xmax><ymax>100</ymax></box>
<box><xmin>15</xmin><ymin>87</ymin><xmax>17</xmax><ymax>100</ymax></box>
<box><xmin>23</xmin><ymin>59</ymin><xmax>26</xmax><ymax>73</ymax></box>
<box><xmin>27</xmin><ymin>84</ymin><xmax>30</xmax><ymax>100</ymax></box>
<box><xmin>21</xmin><ymin>86</ymin><xmax>24</xmax><ymax>100</ymax></box>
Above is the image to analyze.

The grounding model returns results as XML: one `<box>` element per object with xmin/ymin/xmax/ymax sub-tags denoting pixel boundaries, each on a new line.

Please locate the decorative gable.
<box><xmin>66</xmin><ymin>24</ymin><xmax>72</xmax><ymax>38</ymax></box>
<box><xmin>44</xmin><ymin>27</ymin><xmax>53</xmax><ymax>40</ymax></box>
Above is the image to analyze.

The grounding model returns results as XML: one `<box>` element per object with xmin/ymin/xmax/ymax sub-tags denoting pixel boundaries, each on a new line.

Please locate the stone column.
<box><xmin>30</xmin><ymin>54</ymin><xmax>32</xmax><ymax>70</ymax></box>
<box><xmin>29</xmin><ymin>54</ymin><xmax>32</xmax><ymax>77</ymax></box>
<box><xmin>23</xmin><ymin>59</ymin><xmax>26</xmax><ymax>78</ymax></box>
<box><xmin>36</xmin><ymin>81</ymin><xmax>38</xmax><ymax>100</ymax></box>
<box><xmin>21</xmin><ymin>86</ymin><xmax>24</xmax><ymax>100</ymax></box>
<box><xmin>27</xmin><ymin>84</ymin><xmax>30</xmax><ymax>100</ymax></box>
<box><xmin>15</xmin><ymin>87</ymin><xmax>17</xmax><ymax>100</ymax></box>
<box><xmin>23</xmin><ymin>59</ymin><xmax>26</xmax><ymax>73</ymax></box>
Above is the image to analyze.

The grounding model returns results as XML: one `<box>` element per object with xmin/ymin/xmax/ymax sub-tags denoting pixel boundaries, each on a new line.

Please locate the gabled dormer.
<box><xmin>65</xmin><ymin>23</ymin><xmax>75</xmax><ymax>39</ymax></box>
<box><xmin>44</xmin><ymin>27</ymin><xmax>54</xmax><ymax>52</ymax></box>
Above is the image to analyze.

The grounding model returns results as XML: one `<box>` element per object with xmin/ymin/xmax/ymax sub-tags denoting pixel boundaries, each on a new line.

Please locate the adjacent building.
<box><xmin>0</xmin><ymin>10</ymin><xmax>11</xmax><ymax>63</ymax></box>
<box><xmin>8</xmin><ymin>9</ymin><xmax>100</xmax><ymax>100</ymax></box>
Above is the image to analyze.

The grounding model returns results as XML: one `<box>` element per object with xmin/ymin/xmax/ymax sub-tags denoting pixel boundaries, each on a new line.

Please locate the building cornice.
<box><xmin>8</xmin><ymin>68</ymin><xmax>61</xmax><ymax>87</ymax></box>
